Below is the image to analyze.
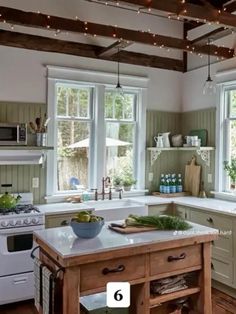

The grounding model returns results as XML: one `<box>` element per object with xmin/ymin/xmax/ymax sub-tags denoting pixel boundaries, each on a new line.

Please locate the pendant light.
<box><xmin>203</xmin><ymin>38</ymin><xmax>216</xmax><ymax>95</ymax></box>
<box><xmin>115</xmin><ymin>47</ymin><xmax>125</xmax><ymax>100</ymax></box>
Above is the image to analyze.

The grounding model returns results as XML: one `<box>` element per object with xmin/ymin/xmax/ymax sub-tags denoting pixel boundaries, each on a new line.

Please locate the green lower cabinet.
<box><xmin>80</xmin><ymin>292</ymin><xmax>129</xmax><ymax>314</ymax></box>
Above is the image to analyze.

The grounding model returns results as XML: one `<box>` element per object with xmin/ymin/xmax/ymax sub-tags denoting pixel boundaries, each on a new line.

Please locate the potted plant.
<box><xmin>112</xmin><ymin>175</ymin><xmax>123</xmax><ymax>191</ymax></box>
<box><xmin>223</xmin><ymin>159</ymin><xmax>236</xmax><ymax>190</ymax></box>
<box><xmin>122</xmin><ymin>176</ymin><xmax>137</xmax><ymax>191</ymax></box>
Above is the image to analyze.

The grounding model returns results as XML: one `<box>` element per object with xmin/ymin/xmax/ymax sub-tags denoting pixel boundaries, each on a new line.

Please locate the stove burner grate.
<box><xmin>0</xmin><ymin>204</ymin><xmax>40</xmax><ymax>215</ymax></box>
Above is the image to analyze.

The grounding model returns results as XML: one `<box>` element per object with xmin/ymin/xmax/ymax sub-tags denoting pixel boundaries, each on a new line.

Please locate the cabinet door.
<box><xmin>211</xmin><ymin>256</ymin><xmax>233</xmax><ymax>286</ymax></box>
<box><xmin>190</xmin><ymin>210</ymin><xmax>233</xmax><ymax>258</ymax></box>
<box><xmin>148</xmin><ymin>204</ymin><xmax>173</xmax><ymax>216</ymax></box>
<box><xmin>174</xmin><ymin>205</ymin><xmax>189</xmax><ymax>220</ymax></box>
<box><xmin>45</xmin><ymin>213</ymin><xmax>78</xmax><ymax>228</ymax></box>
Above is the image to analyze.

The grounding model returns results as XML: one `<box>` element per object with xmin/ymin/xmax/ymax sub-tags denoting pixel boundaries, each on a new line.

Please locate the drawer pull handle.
<box><xmin>61</xmin><ymin>220</ymin><xmax>69</xmax><ymax>226</ymax></box>
<box><xmin>167</xmin><ymin>253</ymin><xmax>186</xmax><ymax>262</ymax></box>
<box><xmin>102</xmin><ymin>265</ymin><xmax>125</xmax><ymax>275</ymax></box>
<box><xmin>207</xmin><ymin>217</ymin><xmax>213</xmax><ymax>223</ymax></box>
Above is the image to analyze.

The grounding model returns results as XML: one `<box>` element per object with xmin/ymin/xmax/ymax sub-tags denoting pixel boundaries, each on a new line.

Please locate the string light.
<box><xmin>3</xmin><ymin>3</ymin><xmax>231</xmax><ymax>62</ymax></box>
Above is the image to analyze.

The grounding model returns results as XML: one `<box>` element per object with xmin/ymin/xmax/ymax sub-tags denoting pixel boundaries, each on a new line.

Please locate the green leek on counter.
<box><xmin>125</xmin><ymin>214</ymin><xmax>191</xmax><ymax>230</ymax></box>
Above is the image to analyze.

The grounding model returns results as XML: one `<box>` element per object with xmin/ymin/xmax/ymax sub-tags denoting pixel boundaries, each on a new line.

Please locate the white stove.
<box><xmin>0</xmin><ymin>204</ymin><xmax>44</xmax><ymax>230</ymax></box>
<box><xmin>0</xmin><ymin>193</ymin><xmax>45</xmax><ymax>305</ymax></box>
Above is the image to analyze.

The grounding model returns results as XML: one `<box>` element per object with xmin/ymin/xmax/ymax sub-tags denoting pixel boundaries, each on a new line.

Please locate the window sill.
<box><xmin>211</xmin><ymin>191</ymin><xmax>236</xmax><ymax>202</ymax></box>
<box><xmin>45</xmin><ymin>189</ymin><xmax>149</xmax><ymax>204</ymax></box>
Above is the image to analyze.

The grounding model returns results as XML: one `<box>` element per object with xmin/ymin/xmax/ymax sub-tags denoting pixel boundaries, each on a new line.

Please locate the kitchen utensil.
<box><xmin>154</xmin><ymin>135</ymin><xmax>164</xmax><ymax>148</ymax></box>
<box><xmin>108</xmin><ymin>224</ymin><xmax>157</xmax><ymax>234</ymax></box>
<box><xmin>192</xmin><ymin>138</ymin><xmax>201</xmax><ymax>147</ymax></box>
<box><xmin>185</xmin><ymin>136</ymin><xmax>192</xmax><ymax>146</ymax></box>
<box><xmin>161</xmin><ymin>132</ymin><xmax>171</xmax><ymax>147</ymax></box>
<box><xmin>0</xmin><ymin>184</ymin><xmax>21</xmax><ymax>210</ymax></box>
<box><xmin>171</xmin><ymin>134</ymin><xmax>183</xmax><ymax>147</ymax></box>
<box><xmin>184</xmin><ymin>156</ymin><xmax>201</xmax><ymax>197</ymax></box>
<box><xmin>199</xmin><ymin>181</ymin><xmax>207</xmax><ymax>198</ymax></box>
<box><xmin>189</xmin><ymin>129</ymin><xmax>207</xmax><ymax>146</ymax></box>
<box><xmin>35</xmin><ymin>117</ymin><xmax>41</xmax><ymax>132</ymax></box>
<box><xmin>29</xmin><ymin>122</ymin><xmax>36</xmax><ymax>133</ymax></box>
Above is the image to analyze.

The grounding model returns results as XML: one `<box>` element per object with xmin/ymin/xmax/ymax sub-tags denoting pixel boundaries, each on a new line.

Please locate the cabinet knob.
<box><xmin>61</xmin><ymin>220</ymin><xmax>69</xmax><ymax>226</ymax></box>
<box><xmin>167</xmin><ymin>253</ymin><xmax>186</xmax><ymax>262</ymax></box>
<box><xmin>102</xmin><ymin>264</ymin><xmax>125</xmax><ymax>275</ymax></box>
<box><xmin>207</xmin><ymin>217</ymin><xmax>213</xmax><ymax>223</ymax></box>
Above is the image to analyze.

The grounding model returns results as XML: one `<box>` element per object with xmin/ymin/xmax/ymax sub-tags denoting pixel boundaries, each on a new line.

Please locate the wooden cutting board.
<box><xmin>108</xmin><ymin>225</ymin><xmax>157</xmax><ymax>234</ymax></box>
<box><xmin>184</xmin><ymin>156</ymin><xmax>201</xmax><ymax>197</ymax></box>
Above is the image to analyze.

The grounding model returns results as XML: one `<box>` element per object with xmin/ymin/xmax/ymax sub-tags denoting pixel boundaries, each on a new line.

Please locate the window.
<box><xmin>47</xmin><ymin>67</ymin><xmax>147</xmax><ymax>198</ymax></box>
<box><xmin>105</xmin><ymin>90</ymin><xmax>137</xmax><ymax>179</ymax></box>
<box><xmin>217</xmin><ymin>83</ymin><xmax>236</xmax><ymax>193</ymax></box>
<box><xmin>56</xmin><ymin>84</ymin><xmax>93</xmax><ymax>191</ymax></box>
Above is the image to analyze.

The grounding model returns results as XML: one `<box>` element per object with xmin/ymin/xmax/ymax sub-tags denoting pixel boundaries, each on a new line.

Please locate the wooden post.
<box><xmin>197</xmin><ymin>242</ymin><xmax>212</xmax><ymax>314</ymax></box>
<box><xmin>63</xmin><ymin>267</ymin><xmax>80</xmax><ymax>314</ymax></box>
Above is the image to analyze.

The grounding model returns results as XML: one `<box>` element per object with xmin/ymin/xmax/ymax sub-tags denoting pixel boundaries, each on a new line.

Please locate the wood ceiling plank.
<box><xmin>98</xmin><ymin>40</ymin><xmax>133</xmax><ymax>57</ymax></box>
<box><xmin>0</xmin><ymin>6</ymin><xmax>233</xmax><ymax>58</ymax></box>
<box><xmin>191</xmin><ymin>26</ymin><xmax>232</xmax><ymax>44</ymax></box>
<box><xmin>0</xmin><ymin>30</ymin><xmax>184</xmax><ymax>72</ymax></box>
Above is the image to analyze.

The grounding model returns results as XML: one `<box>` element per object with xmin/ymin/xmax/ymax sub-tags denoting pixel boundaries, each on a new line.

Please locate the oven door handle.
<box><xmin>16</xmin><ymin>125</ymin><xmax>20</xmax><ymax>143</ymax></box>
<box><xmin>13</xmin><ymin>277</ymin><xmax>27</xmax><ymax>285</ymax></box>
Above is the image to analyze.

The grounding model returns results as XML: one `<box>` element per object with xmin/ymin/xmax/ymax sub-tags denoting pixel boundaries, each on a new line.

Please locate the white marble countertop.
<box><xmin>36</xmin><ymin>202</ymin><xmax>94</xmax><ymax>215</ymax></box>
<box><xmin>131</xmin><ymin>196</ymin><xmax>236</xmax><ymax>216</ymax></box>
<box><xmin>34</xmin><ymin>221</ymin><xmax>217</xmax><ymax>258</ymax></box>
<box><xmin>35</xmin><ymin>195</ymin><xmax>236</xmax><ymax>217</ymax></box>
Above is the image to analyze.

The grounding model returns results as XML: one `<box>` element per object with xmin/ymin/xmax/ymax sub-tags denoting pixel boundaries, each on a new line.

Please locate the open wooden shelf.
<box><xmin>149</xmin><ymin>287</ymin><xmax>200</xmax><ymax>308</ymax></box>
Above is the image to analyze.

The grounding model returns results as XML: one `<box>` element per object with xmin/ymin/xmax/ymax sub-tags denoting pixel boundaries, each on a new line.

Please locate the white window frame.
<box><xmin>46</xmin><ymin>66</ymin><xmax>148</xmax><ymax>199</ymax></box>
<box><xmin>215</xmin><ymin>69</ymin><xmax>236</xmax><ymax>200</ymax></box>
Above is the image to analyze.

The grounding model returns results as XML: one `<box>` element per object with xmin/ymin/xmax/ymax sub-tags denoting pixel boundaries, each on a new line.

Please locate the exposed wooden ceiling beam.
<box><xmin>189</xmin><ymin>0</ymin><xmax>236</xmax><ymax>45</ymax></box>
<box><xmin>98</xmin><ymin>40</ymin><xmax>133</xmax><ymax>57</ymax></box>
<box><xmin>118</xmin><ymin>0</ymin><xmax>236</xmax><ymax>28</ymax></box>
<box><xmin>0</xmin><ymin>6</ymin><xmax>233</xmax><ymax>59</ymax></box>
<box><xmin>223</xmin><ymin>0</ymin><xmax>236</xmax><ymax>13</ymax></box>
<box><xmin>0</xmin><ymin>30</ymin><xmax>184</xmax><ymax>72</ymax></box>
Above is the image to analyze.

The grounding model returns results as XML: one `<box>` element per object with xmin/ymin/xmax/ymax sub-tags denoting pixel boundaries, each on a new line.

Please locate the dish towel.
<box><xmin>42</xmin><ymin>265</ymin><xmax>54</xmax><ymax>314</ymax></box>
<box><xmin>34</xmin><ymin>258</ymin><xmax>42</xmax><ymax>312</ymax></box>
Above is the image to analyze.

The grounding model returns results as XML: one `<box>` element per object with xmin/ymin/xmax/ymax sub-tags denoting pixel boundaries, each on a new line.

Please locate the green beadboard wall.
<box><xmin>146</xmin><ymin>108</ymin><xmax>216</xmax><ymax>195</ymax></box>
<box><xmin>146</xmin><ymin>111</ymin><xmax>182</xmax><ymax>192</ymax></box>
<box><xmin>0</xmin><ymin>102</ymin><xmax>47</xmax><ymax>204</ymax></box>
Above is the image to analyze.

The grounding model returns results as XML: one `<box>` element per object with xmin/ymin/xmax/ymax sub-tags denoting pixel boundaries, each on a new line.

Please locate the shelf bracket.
<box><xmin>150</xmin><ymin>149</ymin><xmax>162</xmax><ymax>166</ymax></box>
<box><xmin>196</xmin><ymin>149</ymin><xmax>211</xmax><ymax>167</ymax></box>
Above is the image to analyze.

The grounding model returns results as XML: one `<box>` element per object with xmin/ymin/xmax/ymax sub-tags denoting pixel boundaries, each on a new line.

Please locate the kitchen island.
<box><xmin>34</xmin><ymin>222</ymin><xmax>218</xmax><ymax>314</ymax></box>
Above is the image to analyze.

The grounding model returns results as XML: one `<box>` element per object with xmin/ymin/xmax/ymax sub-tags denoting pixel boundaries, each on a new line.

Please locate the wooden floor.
<box><xmin>0</xmin><ymin>289</ymin><xmax>235</xmax><ymax>314</ymax></box>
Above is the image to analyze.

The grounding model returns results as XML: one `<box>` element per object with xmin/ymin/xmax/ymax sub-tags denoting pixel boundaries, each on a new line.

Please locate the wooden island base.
<box><xmin>34</xmin><ymin>224</ymin><xmax>217</xmax><ymax>314</ymax></box>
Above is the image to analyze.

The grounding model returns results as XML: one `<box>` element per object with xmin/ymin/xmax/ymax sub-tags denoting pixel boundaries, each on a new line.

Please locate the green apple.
<box><xmin>77</xmin><ymin>214</ymin><xmax>91</xmax><ymax>222</ymax></box>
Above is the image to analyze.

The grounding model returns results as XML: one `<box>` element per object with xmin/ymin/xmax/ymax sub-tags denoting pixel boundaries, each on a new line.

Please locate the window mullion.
<box><xmin>92</xmin><ymin>85</ymin><xmax>106</xmax><ymax>190</ymax></box>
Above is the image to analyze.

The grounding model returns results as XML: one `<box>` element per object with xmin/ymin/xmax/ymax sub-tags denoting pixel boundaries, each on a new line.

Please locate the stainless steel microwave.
<box><xmin>0</xmin><ymin>123</ymin><xmax>27</xmax><ymax>145</ymax></box>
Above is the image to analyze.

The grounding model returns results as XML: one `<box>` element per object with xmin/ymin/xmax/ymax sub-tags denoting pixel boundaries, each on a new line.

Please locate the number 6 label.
<box><xmin>106</xmin><ymin>282</ymin><xmax>130</xmax><ymax>308</ymax></box>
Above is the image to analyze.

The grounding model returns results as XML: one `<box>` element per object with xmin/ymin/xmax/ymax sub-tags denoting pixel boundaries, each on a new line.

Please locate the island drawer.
<box><xmin>80</xmin><ymin>255</ymin><xmax>146</xmax><ymax>292</ymax></box>
<box><xmin>150</xmin><ymin>245</ymin><xmax>202</xmax><ymax>276</ymax></box>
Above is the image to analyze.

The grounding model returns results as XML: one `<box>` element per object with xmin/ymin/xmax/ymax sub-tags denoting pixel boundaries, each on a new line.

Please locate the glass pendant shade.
<box><xmin>203</xmin><ymin>38</ymin><xmax>216</xmax><ymax>95</ymax></box>
<box><xmin>203</xmin><ymin>76</ymin><xmax>217</xmax><ymax>95</ymax></box>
